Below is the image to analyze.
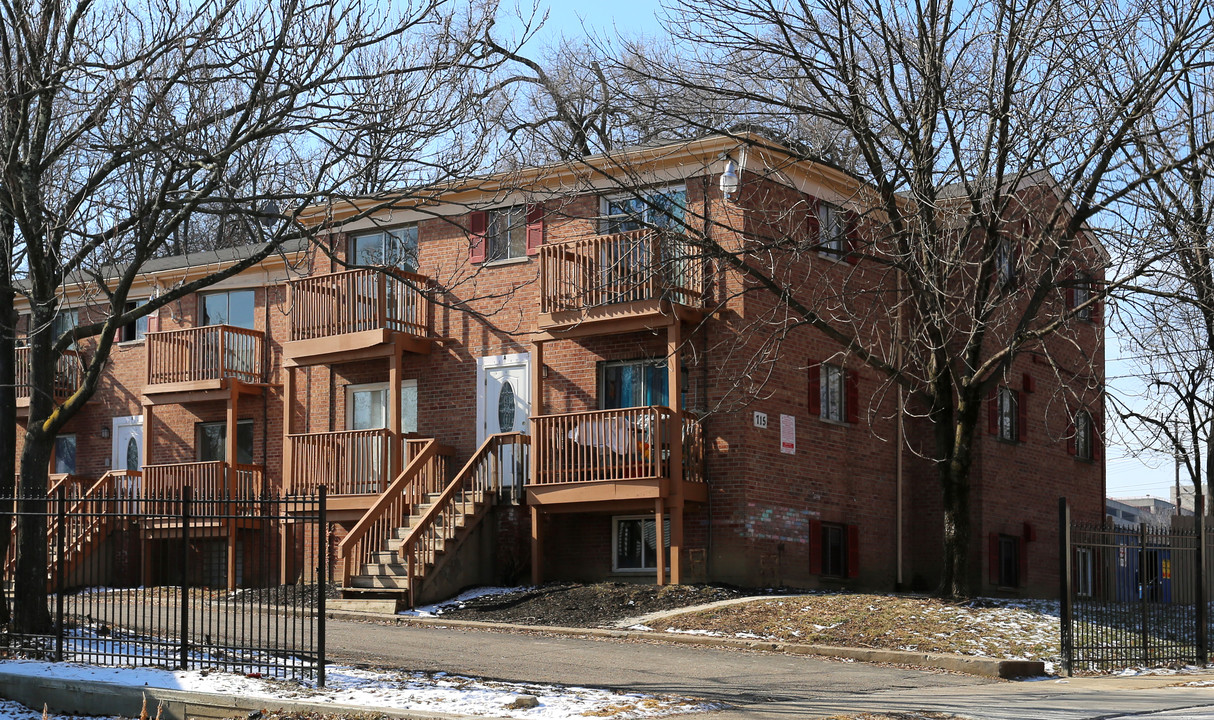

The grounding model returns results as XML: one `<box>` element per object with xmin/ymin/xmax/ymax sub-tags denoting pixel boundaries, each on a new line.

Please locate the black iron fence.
<box><xmin>1</xmin><ymin>485</ymin><xmax>328</xmax><ymax>685</ymax></box>
<box><xmin>1059</xmin><ymin>497</ymin><xmax>1211</xmax><ymax>675</ymax></box>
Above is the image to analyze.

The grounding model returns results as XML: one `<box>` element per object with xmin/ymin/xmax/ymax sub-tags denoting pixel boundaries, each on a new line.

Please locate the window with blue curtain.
<box><xmin>600</xmin><ymin>359</ymin><xmax>669</xmax><ymax>409</ymax></box>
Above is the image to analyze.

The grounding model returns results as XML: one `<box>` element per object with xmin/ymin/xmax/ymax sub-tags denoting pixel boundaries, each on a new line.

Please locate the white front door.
<box><xmin>478</xmin><ymin>355</ymin><xmax>530</xmax><ymax>489</ymax></box>
<box><xmin>347</xmin><ymin>383</ymin><xmax>388</xmax><ymax>492</ymax></box>
<box><xmin>113</xmin><ymin>416</ymin><xmax>143</xmax><ymax>472</ymax></box>
<box><xmin>112</xmin><ymin>415</ymin><xmax>143</xmax><ymax>502</ymax></box>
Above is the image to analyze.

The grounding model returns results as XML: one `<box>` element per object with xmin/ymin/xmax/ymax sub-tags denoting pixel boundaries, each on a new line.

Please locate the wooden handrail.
<box><xmin>337</xmin><ymin>437</ymin><xmax>453</xmax><ymax>586</ymax></box>
<box><xmin>146</xmin><ymin>324</ymin><xmax>265</xmax><ymax>386</ymax></box>
<box><xmin>538</xmin><ymin>229</ymin><xmax>704</xmax><ymax>313</ymax></box>
<box><xmin>288</xmin><ymin>266</ymin><xmax>432</xmax><ymax>341</ymax></box>
<box><xmin>401</xmin><ymin>433</ymin><xmax>530</xmax><ymax>606</ymax></box>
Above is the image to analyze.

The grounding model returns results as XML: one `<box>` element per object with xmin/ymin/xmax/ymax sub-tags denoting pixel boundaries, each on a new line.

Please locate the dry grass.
<box><xmin>658</xmin><ymin>593</ymin><xmax>1059</xmax><ymax>663</ymax></box>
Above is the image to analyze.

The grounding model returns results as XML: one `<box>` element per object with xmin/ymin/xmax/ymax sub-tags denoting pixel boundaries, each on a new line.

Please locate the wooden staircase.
<box><xmin>5</xmin><ymin>470</ymin><xmax>141</xmax><ymax>589</ymax></box>
<box><xmin>338</xmin><ymin>433</ymin><xmax>530</xmax><ymax>608</ymax></box>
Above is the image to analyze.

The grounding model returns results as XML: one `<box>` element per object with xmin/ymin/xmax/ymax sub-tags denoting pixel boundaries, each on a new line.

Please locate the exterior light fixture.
<box><xmin>719</xmin><ymin>158</ymin><xmax>741</xmax><ymax>199</ymax></box>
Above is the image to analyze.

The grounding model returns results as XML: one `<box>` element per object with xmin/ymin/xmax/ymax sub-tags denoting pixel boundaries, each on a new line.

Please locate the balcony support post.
<box><xmin>389</xmin><ymin>345</ymin><xmax>402</xmax><ymax>486</ymax></box>
<box><xmin>225</xmin><ymin>385</ymin><xmax>240</xmax><ymax>590</ymax></box>
<box><xmin>530</xmin><ymin>505</ymin><xmax>543</xmax><ymax>585</ymax></box>
<box><xmin>655</xmin><ymin>496</ymin><xmax>666</xmax><ymax>586</ymax></box>
<box><xmin>666</xmin><ymin>323</ymin><xmax>684</xmax><ymax>584</ymax></box>
<box><xmin>530</xmin><ymin>341</ymin><xmax>544</xmax><ymax>489</ymax></box>
<box><xmin>283</xmin><ymin>367</ymin><xmax>294</xmax><ymax>496</ymax></box>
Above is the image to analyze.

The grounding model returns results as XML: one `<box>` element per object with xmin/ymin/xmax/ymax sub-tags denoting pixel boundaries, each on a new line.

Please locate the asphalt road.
<box><xmin>322</xmin><ymin>618</ymin><xmax>1214</xmax><ymax>719</ymax></box>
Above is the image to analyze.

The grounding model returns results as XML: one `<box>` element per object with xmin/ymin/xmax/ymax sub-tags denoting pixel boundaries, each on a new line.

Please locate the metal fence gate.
<box><xmin>1</xmin><ymin>485</ymin><xmax>328</xmax><ymax>685</ymax></box>
<box><xmin>1059</xmin><ymin>497</ymin><xmax>1210</xmax><ymax>675</ymax></box>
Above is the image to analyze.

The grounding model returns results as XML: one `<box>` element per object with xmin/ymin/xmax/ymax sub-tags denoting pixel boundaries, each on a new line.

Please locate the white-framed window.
<box><xmin>818</xmin><ymin>202</ymin><xmax>845</xmax><ymax>256</ymax></box>
<box><xmin>613</xmin><ymin>515</ymin><xmax>670</xmax><ymax>572</ymax></box>
<box><xmin>201</xmin><ymin>289</ymin><xmax>255</xmax><ymax>329</ymax></box>
<box><xmin>120</xmin><ymin>299</ymin><xmax>149</xmax><ymax>343</ymax></box>
<box><xmin>1070</xmin><ymin>271</ymin><xmax>1094</xmax><ymax>322</ymax></box>
<box><xmin>602</xmin><ymin>186</ymin><xmax>687</xmax><ymax>235</ymax></box>
<box><xmin>487</xmin><ymin>206</ymin><xmax>527</xmax><ymax>262</ymax></box>
<box><xmin>820</xmin><ymin>363</ymin><xmax>846</xmax><ymax>422</ymax></box>
<box><xmin>346</xmin><ymin>381</ymin><xmax>419</xmax><ymax>434</ymax></box>
<box><xmin>821</xmin><ymin>523</ymin><xmax>847</xmax><ymax>577</ymax></box>
<box><xmin>997</xmin><ymin>386</ymin><xmax>1019</xmax><ymax>442</ymax></box>
<box><xmin>995</xmin><ymin>237</ymin><xmax>1016</xmax><ymax>284</ymax></box>
<box><xmin>1075</xmin><ymin>546</ymin><xmax>1094</xmax><ymax>597</ymax></box>
<box><xmin>52</xmin><ymin>308</ymin><xmax>78</xmax><ymax>349</ymax></box>
<box><xmin>195</xmin><ymin>419</ymin><xmax>254</xmax><ymax>464</ymax></box>
<box><xmin>53</xmin><ymin>434</ymin><xmax>76</xmax><ymax>475</ymax></box>
<box><xmin>1074</xmin><ymin>410</ymin><xmax>1093</xmax><ymax>460</ymax></box>
<box><xmin>352</xmin><ymin>225</ymin><xmax>418</xmax><ymax>272</ymax></box>
<box><xmin>997</xmin><ymin>533</ymin><xmax>1020</xmax><ymax>587</ymax></box>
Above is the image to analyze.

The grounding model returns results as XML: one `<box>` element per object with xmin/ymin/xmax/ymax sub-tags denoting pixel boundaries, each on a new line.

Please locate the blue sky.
<box><xmin>529</xmin><ymin>0</ymin><xmax>1178</xmax><ymax>503</ymax></box>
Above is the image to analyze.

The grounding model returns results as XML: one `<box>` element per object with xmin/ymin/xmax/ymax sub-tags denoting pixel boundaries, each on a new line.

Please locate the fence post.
<box><xmin>1058</xmin><ymin>497</ymin><xmax>1072</xmax><ymax>676</ymax></box>
<box><xmin>1139</xmin><ymin>521</ymin><xmax>1149</xmax><ymax>667</ymax></box>
<box><xmin>54</xmin><ymin>485</ymin><xmax>66</xmax><ymax>663</ymax></box>
<box><xmin>1197</xmin><ymin>494</ymin><xmax>1207</xmax><ymax>667</ymax></box>
<box><xmin>317</xmin><ymin>484</ymin><xmax>326</xmax><ymax>688</ymax></box>
<box><xmin>180</xmin><ymin>486</ymin><xmax>191</xmax><ymax>670</ymax></box>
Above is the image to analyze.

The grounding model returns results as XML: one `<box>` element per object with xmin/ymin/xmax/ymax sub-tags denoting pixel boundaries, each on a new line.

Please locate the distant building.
<box><xmin>1108</xmin><ymin>495</ymin><xmax>1188</xmax><ymax>526</ymax></box>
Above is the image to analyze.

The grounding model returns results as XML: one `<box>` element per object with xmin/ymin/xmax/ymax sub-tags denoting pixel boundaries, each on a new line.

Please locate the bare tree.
<box><xmin>0</xmin><ymin>0</ymin><xmax>503</xmax><ymax>632</ymax></box>
<box><xmin>567</xmin><ymin>0</ymin><xmax>1214</xmax><ymax>595</ymax></box>
<box><xmin>1114</xmin><ymin>63</ymin><xmax>1214</xmax><ymax>515</ymax></box>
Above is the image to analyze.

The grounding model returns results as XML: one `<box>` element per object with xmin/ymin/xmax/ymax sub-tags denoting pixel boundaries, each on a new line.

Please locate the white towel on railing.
<box><xmin>568</xmin><ymin>417</ymin><xmax>634</xmax><ymax>455</ymax></box>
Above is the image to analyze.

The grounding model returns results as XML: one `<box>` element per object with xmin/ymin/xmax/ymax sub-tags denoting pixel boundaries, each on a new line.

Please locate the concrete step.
<box><xmin>360</xmin><ymin>562</ymin><xmax>408</xmax><ymax>576</ymax></box>
<box><xmin>348</xmin><ymin>575</ymin><xmax>411</xmax><ymax>590</ymax></box>
<box><xmin>327</xmin><ymin>597</ymin><xmax>401</xmax><ymax>614</ymax></box>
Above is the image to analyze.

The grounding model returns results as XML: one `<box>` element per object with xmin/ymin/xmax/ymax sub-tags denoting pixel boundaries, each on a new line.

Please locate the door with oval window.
<box><xmin>481</xmin><ymin>361</ymin><xmax>529</xmax><ymax>490</ymax></box>
<box><xmin>112</xmin><ymin>415</ymin><xmax>143</xmax><ymax>505</ymax></box>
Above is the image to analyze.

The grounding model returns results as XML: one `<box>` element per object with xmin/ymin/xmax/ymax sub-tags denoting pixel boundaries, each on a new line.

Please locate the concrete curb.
<box><xmin>326</xmin><ymin>610</ymin><xmax>1044</xmax><ymax>679</ymax></box>
<box><xmin>0</xmin><ymin>670</ymin><xmax>494</xmax><ymax>720</ymax></box>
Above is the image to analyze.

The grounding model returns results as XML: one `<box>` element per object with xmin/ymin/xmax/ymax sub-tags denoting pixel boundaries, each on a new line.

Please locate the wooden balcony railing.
<box><xmin>289</xmin><ymin>267</ymin><xmax>431</xmax><ymax>341</ymax></box>
<box><xmin>146</xmin><ymin>325</ymin><xmax>265</xmax><ymax>387</ymax></box>
<box><xmin>289</xmin><ymin>428</ymin><xmax>390</xmax><ymax>495</ymax></box>
<box><xmin>531</xmin><ymin>406</ymin><xmax>704</xmax><ymax>486</ymax></box>
<box><xmin>539</xmin><ymin>229</ymin><xmax>704</xmax><ymax>314</ymax></box>
<box><xmin>142</xmin><ymin>461</ymin><xmax>264</xmax><ymax>514</ymax></box>
<box><xmin>16</xmin><ymin>347</ymin><xmax>82</xmax><ymax>402</ymax></box>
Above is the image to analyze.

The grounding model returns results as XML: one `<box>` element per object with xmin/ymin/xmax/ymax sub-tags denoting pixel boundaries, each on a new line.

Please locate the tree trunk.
<box><xmin>936</xmin><ymin>385</ymin><xmax>980</xmax><ymax>598</ymax></box>
<box><xmin>12</xmin><ymin>306</ymin><xmax>56</xmax><ymax>634</ymax></box>
<box><xmin>0</xmin><ymin>285</ymin><xmax>15</xmax><ymax>627</ymax></box>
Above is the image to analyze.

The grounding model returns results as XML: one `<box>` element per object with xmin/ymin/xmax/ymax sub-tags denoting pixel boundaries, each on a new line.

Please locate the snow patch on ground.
<box><xmin>0</xmin><ymin>660</ymin><xmax>720</xmax><ymax>719</ymax></box>
<box><xmin>398</xmin><ymin>585</ymin><xmax>530</xmax><ymax>617</ymax></box>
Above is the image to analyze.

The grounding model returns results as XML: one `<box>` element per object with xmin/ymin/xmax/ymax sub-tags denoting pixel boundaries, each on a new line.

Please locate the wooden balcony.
<box><xmin>537</xmin><ymin>229</ymin><xmax>705</xmax><ymax>338</ymax></box>
<box><xmin>141</xmin><ymin>461</ymin><xmax>265</xmax><ymax>518</ymax></box>
<box><xmin>144</xmin><ymin>325</ymin><xmax>265</xmax><ymax>395</ymax></box>
<box><xmin>287</xmin><ymin>430</ymin><xmax>449</xmax><ymax>510</ymax></box>
<box><xmin>283</xmin><ymin>267</ymin><xmax>433</xmax><ymax>366</ymax></box>
<box><xmin>16</xmin><ymin>347</ymin><xmax>82</xmax><ymax>410</ymax></box>
<box><xmin>529</xmin><ymin>406</ymin><xmax>706</xmax><ymax>509</ymax></box>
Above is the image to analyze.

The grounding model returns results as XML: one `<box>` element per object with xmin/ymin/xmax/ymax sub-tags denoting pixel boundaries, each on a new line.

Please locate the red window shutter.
<box><xmin>989</xmin><ymin>533</ymin><xmax>999</xmax><ymax>584</ymax></box>
<box><xmin>1022</xmin><ymin>521</ymin><xmax>1036</xmax><ymax>542</ymax></box>
<box><xmin>1063</xmin><ymin>270</ymin><xmax>1075</xmax><ymax>309</ymax></box>
<box><xmin>525</xmin><ymin>204</ymin><xmax>544</xmax><ymax>256</ymax></box>
<box><xmin>1021</xmin><ymin>373</ymin><xmax>1035</xmax><ymax>393</ymax></box>
<box><xmin>808</xmin><ymin>364</ymin><xmax>821</xmax><ymax>416</ymax></box>
<box><xmin>845</xmin><ymin>369</ymin><xmax>860</xmax><ymax>423</ymax></box>
<box><xmin>846</xmin><ymin>524</ymin><xmax>860</xmax><ymax>578</ymax></box>
<box><xmin>845</xmin><ymin>211</ymin><xmax>860</xmax><ymax>264</ymax></box>
<box><xmin>469</xmin><ymin>211</ymin><xmax>488</xmax><ymax>264</ymax></box>
<box><xmin>988</xmin><ymin>388</ymin><xmax>999</xmax><ymax>435</ymax></box>
<box><xmin>1018</xmin><ymin>536</ymin><xmax>1028</xmax><ymax>587</ymax></box>
<box><xmin>1017</xmin><ymin>390</ymin><xmax>1027</xmax><ymax>441</ymax></box>
<box><xmin>809</xmin><ymin>520</ymin><xmax>822</xmax><ymax>574</ymax></box>
<box><xmin>1066</xmin><ymin>420</ymin><xmax>1076</xmax><ymax>456</ymax></box>
<box><xmin>147</xmin><ymin>312</ymin><xmax>160</xmax><ymax>333</ymax></box>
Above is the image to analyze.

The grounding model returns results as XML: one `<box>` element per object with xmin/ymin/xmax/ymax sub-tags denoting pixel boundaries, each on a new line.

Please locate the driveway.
<box><xmin>323</xmin><ymin>618</ymin><xmax>1214</xmax><ymax>719</ymax></box>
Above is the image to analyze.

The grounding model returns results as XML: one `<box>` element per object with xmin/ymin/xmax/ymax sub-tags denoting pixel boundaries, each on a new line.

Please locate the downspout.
<box><xmin>896</xmin><ymin>266</ymin><xmax>905</xmax><ymax>590</ymax></box>
<box><xmin>701</xmin><ymin>173</ymin><xmax>714</xmax><ymax>578</ymax></box>
<box><xmin>262</xmin><ymin>286</ymin><xmax>270</xmax><ymax>471</ymax></box>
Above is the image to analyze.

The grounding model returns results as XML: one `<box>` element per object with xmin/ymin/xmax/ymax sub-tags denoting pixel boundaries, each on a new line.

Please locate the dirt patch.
<box><xmin>428</xmin><ymin>582</ymin><xmax>769</xmax><ymax>627</ymax></box>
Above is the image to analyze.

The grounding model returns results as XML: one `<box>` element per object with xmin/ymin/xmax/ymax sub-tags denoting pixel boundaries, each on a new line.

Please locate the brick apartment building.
<box><xmin>14</xmin><ymin>132</ymin><xmax>1106</xmax><ymax>602</ymax></box>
